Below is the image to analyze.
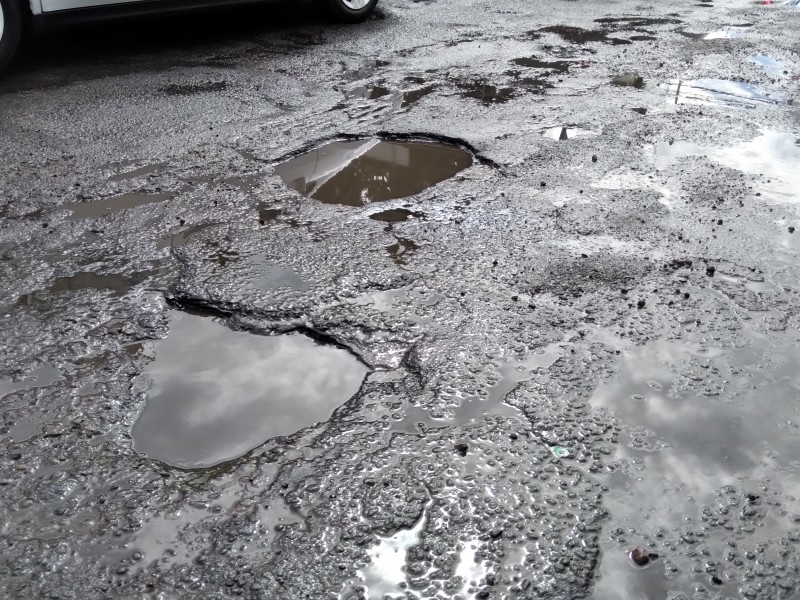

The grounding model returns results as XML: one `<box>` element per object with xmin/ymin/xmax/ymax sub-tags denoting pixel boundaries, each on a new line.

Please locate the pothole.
<box><xmin>275</xmin><ymin>139</ymin><xmax>472</xmax><ymax>206</ymax></box>
<box><xmin>132</xmin><ymin>311</ymin><xmax>368</xmax><ymax>469</ymax></box>
<box><xmin>611</xmin><ymin>73</ymin><xmax>646</xmax><ymax>88</ymax></box>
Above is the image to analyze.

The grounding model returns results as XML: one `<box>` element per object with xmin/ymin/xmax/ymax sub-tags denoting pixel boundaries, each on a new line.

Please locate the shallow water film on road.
<box><xmin>1</xmin><ymin>0</ymin><xmax>800</xmax><ymax>597</ymax></box>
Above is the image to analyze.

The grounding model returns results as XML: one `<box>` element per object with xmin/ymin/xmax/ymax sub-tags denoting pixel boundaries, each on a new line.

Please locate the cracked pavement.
<box><xmin>1</xmin><ymin>0</ymin><xmax>800</xmax><ymax>598</ymax></box>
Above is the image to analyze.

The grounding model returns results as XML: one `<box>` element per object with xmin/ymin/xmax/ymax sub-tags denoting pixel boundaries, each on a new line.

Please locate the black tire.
<box><xmin>0</xmin><ymin>0</ymin><xmax>22</xmax><ymax>74</ymax></box>
<box><xmin>315</xmin><ymin>0</ymin><xmax>378</xmax><ymax>23</ymax></box>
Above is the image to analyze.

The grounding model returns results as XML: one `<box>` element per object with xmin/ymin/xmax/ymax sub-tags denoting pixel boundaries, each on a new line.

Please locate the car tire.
<box><xmin>315</xmin><ymin>0</ymin><xmax>378</xmax><ymax>23</ymax></box>
<box><xmin>0</xmin><ymin>0</ymin><xmax>22</xmax><ymax>74</ymax></box>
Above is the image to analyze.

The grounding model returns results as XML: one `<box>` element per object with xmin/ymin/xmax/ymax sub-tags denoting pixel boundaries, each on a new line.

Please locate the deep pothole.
<box><xmin>132</xmin><ymin>311</ymin><xmax>368</xmax><ymax>469</ymax></box>
<box><xmin>274</xmin><ymin>138</ymin><xmax>473</xmax><ymax>206</ymax></box>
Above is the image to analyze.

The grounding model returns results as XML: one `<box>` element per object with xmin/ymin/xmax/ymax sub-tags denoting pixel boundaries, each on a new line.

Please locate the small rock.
<box><xmin>454</xmin><ymin>443</ymin><xmax>469</xmax><ymax>457</ymax></box>
<box><xmin>706</xmin><ymin>265</ymin><xmax>716</xmax><ymax>277</ymax></box>
<box><xmin>789</xmin><ymin>227</ymin><xmax>795</xmax><ymax>234</ymax></box>
<box><xmin>630</xmin><ymin>546</ymin><xmax>650</xmax><ymax>566</ymax></box>
<box><xmin>592</xmin><ymin>155</ymin><xmax>598</xmax><ymax>162</ymax></box>
<box><xmin>637</xmin><ymin>299</ymin><xmax>646</xmax><ymax>309</ymax></box>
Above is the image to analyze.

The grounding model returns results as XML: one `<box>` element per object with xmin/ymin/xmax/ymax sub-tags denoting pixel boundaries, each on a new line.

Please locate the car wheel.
<box><xmin>0</xmin><ymin>0</ymin><xmax>22</xmax><ymax>74</ymax></box>
<box><xmin>315</xmin><ymin>0</ymin><xmax>378</xmax><ymax>23</ymax></box>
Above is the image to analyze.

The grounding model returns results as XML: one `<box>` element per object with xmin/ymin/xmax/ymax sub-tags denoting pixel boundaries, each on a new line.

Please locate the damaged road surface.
<box><xmin>1</xmin><ymin>0</ymin><xmax>800</xmax><ymax>598</ymax></box>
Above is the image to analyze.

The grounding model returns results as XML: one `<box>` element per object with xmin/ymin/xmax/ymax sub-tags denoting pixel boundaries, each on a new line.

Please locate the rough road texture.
<box><xmin>1</xmin><ymin>0</ymin><xmax>800</xmax><ymax>598</ymax></box>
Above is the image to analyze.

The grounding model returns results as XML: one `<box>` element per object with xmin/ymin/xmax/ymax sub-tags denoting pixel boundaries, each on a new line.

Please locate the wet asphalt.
<box><xmin>1</xmin><ymin>0</ymin><xmax>800</xmax><ymax>598</ymax></box>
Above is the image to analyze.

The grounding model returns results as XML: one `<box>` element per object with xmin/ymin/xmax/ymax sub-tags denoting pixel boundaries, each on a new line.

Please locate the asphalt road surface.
<box><xmin>1</xmin><ymin>0</ymin><xmax>800</xmax><ymax>598</ymax></box>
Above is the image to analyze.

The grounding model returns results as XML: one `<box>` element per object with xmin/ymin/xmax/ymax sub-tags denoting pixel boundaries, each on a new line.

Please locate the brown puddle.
<box><xmin>275</xmin><ymin>139</ymin><xmax>472</xmax><ymax>207</ymax></box>
<box><xmin>132</xmin><ymin>312</ymin><xmax>368</xmax><ymax>469</ymax></box>
<box><xmin>70</xmin><ymin>192</ymin><xmax>173</xmax><ymax>219</ymax></box>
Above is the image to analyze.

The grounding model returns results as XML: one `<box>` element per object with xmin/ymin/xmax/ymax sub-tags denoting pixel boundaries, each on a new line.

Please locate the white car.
<box><xmin>0</xmin><ymin>0</ymin><xmax>377</xmax><ymax>72</ymax></box>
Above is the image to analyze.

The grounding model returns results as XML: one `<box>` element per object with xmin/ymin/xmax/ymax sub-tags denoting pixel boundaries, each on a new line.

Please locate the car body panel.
<box><xmin>40</xmin><ymin>0</ymin><xmax>146</xmax><ymax>13</ymax></box>
<box><xmin>29</xmin><ymin>0</ymin><xmax>45</xmax><ymax>16</ymax></box>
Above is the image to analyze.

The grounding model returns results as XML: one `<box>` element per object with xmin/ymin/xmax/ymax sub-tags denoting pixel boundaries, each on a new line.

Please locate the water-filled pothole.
<box><xmin>132</xmin><ymin>312</ymin><xmax>368</xmax><ymax>468</ymax></box>
<box><xmin>275</xmin><ymin>139</ymin><xmax>472</xmax><ymax>206</ymax></box>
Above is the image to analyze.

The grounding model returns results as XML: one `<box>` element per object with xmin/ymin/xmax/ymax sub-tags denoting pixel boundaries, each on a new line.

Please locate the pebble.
<box><xmin>630</xmin><ymin>546</ymin><xmax>650</xmax><ymax>566</ymax></box>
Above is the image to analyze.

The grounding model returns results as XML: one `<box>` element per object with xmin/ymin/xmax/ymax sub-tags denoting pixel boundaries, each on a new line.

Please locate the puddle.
<box><xmin>590</xmin><ymin>335</ymin><xmax>800</xmax><ymax>598</ymax></box>
<box><xmin>394</xmin><ymin>345</ymin><xmax>561</xmax><ymax>432</ymax></box>
<box><xmin>0</xmin><ymin>365</ymin><xmax>63</xmax><ymax>399</ymax></box>
<box><xmin>70</xmin><ymin>192</ymin><xmax>173</xmax><ymax>219</ymax></box>
<box><xmin>132</xmin><ymin>311</ymin><xmax>368</xmax><ymax>469</ymax></box>
<box><xmin>538</xmin><ymin>25</ymin><xmax>632</xmax><ymax>45</ymax></box>
<box><xmin>542</xmin><ymin>126</ymin><xmax>597</xmax><ymax>140</ymax></box>
<box><xmin>678</xmin><ymin>25</ymin><xmax>751</xmax><ymax>39</ymax></box>
<box><xmin>455</xmin><ymin>79</ymin><xmax>516</xmax><ymax>105</ymax></box>
<box><xmin>369</xmin><ymin>208</ymin><xmax>425</xmax><ymax>223</ymax></box>
<box><xmin>386</xmin><ymin>237</ymin><xmax>419</xmax><ymax>265</ymax></box>
<box><xmin>748</xmin><ymin>54</ymin><xmax>785</xmax><ymax>78</ymax></box>
<box><xmin>361</xmin><ymin>501</ymin><xmax>430</xmax><ymax>599</ymax></box>
<box><xmin>161</xmin><ymin>81</ymin><xmax>228</xmax><ymax>96</ymax></box>
<box><xmin>349</xmin><ymin>85</ymin><xmax>391</xmax><ymax>100</ymax></box>
<box><xmin>666</xmin><ymin>79</ymin><xmax>782</xmax><ymax>109</ymax></box>
<box><xmin>223</xmin><ymin>173</ymin><xmax>263</xmax><ymax>191</ymax></box>
<box><xmin>16</xmin><ymin>269</ymin><xmax>159</xmax><ymax>306</ymax></box>
<box><xmin>109</xmin><ymin>162</ymin><xmax>166</xmax><ymax>182</ymax></box>
<box><xmin>504</xmin><ymin>70</ymin><xmax>555</xmax><ymax>94</ymax></box>
<box><xmin>157</xmin><ymin>223</ymin><xmax>214</xmax><ymax>249</ymax></box>
<box><xmin>258</xmin><ymin>207</ymin><xmax>283</xmax><ymax>224</ymax></box>
<box><xmin>655</xmin><ymin>131</ymin><xmax>800</xmax><ymax>201</ymax></box>
<box><xmin>275</xmin><ymin>139</ymin><xmax>472</xmax><ymax>207</ymax></box>
<box><xmin>454</xmin><ymin>539</ymin><xmax>491</xmax><ymax>597</ymax></box>
<box><xmin>398</xmin><ymin>85</ymin><xmax>436</xmax><ymax>108</ymax></box>
<box><xmin>611</xmin><ymin>73</ymin><xmax>646</xmax><ymax>89</ymax></box>
<box><xmin>595</xmin><ymin>16</ymin><xmax>683</xmax><ymax>29</ymax></box>
<box><xmin>512</xmin><ymin>56</ymin><xmax>573</xmax><ymax>73</ymax></box>
<box><xmin>255</xmin><ymin>262</ymin><xmax>310</xmax><ymax>291</ymax></box>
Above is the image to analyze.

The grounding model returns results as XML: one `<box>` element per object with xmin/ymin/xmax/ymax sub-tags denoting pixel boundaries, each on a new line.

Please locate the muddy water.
<box><xmin>132</xmin><ymin>312</ymin><xmax>368</xmax><ymax>468</ymax></box>
<box><xmin>275</xmin><ymin>140</ymin><xmax>472</xmax><ymax>206</ymax></box>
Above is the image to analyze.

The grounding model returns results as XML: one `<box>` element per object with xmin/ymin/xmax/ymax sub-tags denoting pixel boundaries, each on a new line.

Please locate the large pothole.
<box><xmin>275</xmin><ymin>138</ymin><xmax>473</xmax><ymax>206</ymax></box>
<box><xmin>132</xmin><ymin>311</ymin><xmax>368</xmax><ymax>469</ymax></box>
